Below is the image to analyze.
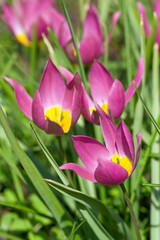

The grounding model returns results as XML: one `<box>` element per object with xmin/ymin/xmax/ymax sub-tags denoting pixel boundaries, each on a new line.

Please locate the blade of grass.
<box><xmin>0</xmin><ymin>200</ymin><xmax>52</xmax><ymax>219</ymax></box>
<box><xmin>30</xmin><ymin>123</ymin><xmax>69</xmax><ymax>186</ymax></box>
<box><xmin>131</xmin><ymin>113</ymin><xmax>160</xmax><ymax>203</ymax></box>
<box><xmin>143</xmin><ymin>183</ymin><xmax>160</xmax><ymax>187</ymax></box>
<box><xmin>134</xmin><ymin>82</ymin><xmax>160</xmax><ymax>134</ymax></box>
<box><xmin>150</xmin><ymin>43</ymin><xmax>160</xmax><ymax>240</ymax></box>
<box><xmin>11</xmin><ymin>170</ymin><xmax>25</xmax><ymax>203</ymax></box>
<box><xmin>60</xmin><ymin>0</ymin><xmax>87</xmax><ymax>88</ymax></box>
<box><xmin>146</xmin><ymin>13</ymin><xmax>158</xmax><ymax>75</ymax></box>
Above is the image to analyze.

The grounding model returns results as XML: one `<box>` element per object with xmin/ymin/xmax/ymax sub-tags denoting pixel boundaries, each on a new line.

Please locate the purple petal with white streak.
<box><xmin>39</xmin><ymin>58</ymin><xmax>66</xmax><ymax>109</ymax></box>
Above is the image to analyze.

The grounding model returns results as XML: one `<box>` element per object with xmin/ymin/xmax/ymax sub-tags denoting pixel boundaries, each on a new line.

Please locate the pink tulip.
<box><xmin>4</xmin><ymin>59</ymin><xmax>82</xmax><ymax>136</ymax></box>
<box><xmin>60</xmin><ymin>106</ymin><xmax>142</xmax><ymax>186</ymax></box>
<box><xmin>52</xmin><ymin>5</ymin><xmax>120</xmax><ymax>65</ymax></box>
<box><xmin>81</xmin><ymin>57</ymin><xmax>144</xmax><ymax>124</ymax></box>
<box><xmin>1</xmin><ymin>0</ymin><xmax>54</xmax><ymax>46</ymax></box>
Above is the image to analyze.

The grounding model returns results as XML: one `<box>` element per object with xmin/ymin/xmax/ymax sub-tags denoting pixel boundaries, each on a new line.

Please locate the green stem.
<box><xmin>11</xmin><ymin>170</ymin><xmax>25</xmax><ymax>203</ymax></box>
<box><xmin>57</xmin><ymin>136</ymin><xmax>74</xmax><ymax>186</ymax></box>
<box><xmin>120</xmin><ymin>183</ymin><xmax>141</xmax><ymax>240</ymax></box>
<box><xmin>61</xmin><ymin>0</ymin><xmax>87</xmax><ymax>88</ymax></box>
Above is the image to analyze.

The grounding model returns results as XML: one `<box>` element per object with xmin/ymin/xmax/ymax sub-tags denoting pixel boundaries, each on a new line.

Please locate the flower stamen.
<box><xmin>45</xmin><ymin>106</ymin><xmax>71</xmax><ymax>133</ymax></box>
<box><xmin>111</xmin><ymin>153</ymin><xmax>132</xmax><ymax>175</ymax></box>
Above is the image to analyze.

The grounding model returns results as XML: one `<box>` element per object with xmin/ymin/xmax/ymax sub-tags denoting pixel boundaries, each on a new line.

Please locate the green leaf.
<box><xmin>30</xmin><ymin>124</ymin><xmax>69</xmax><ymax>186</ymax></box>
<box><xmin>133</xmin><ymin>82</ymin><xmax>160</xmax><ymax>135</ymax></box>
<box><xmin>0</xmin><ymin>106</ymin><xmax>72</xmax><ymax>236</ymax></box>
<box><xmin>0</xmin><ymin>231</ymin><xmax>24</xmax><ymax>240</ymax></box>
<box><xmin>60</xmin><ymin>0</ymin><xmax>87</xmax><ymax>88</ymax></box>
<box><xmin>143</xmin><ymin>183</ymin><xmax>160</xmax><ymax>187</ymax></box>
<box><xmin>45</xmin><ymin>178</ymin><xmax>126</xmax><ymax>240</ymax></box>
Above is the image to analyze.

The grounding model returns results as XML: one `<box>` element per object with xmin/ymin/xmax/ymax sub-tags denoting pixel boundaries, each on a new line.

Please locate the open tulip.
<box><xmin>4</xmin><ymin>59</ymin><xmax>82</xmax><ymax>136</ymax></box>
<box><xmin>60</xmin><ymin>106</ymin><xmax>142</xmax><ymax>186</ymax></box>
<box><xmin>81</xmin><ymin>56</ymin><xmax>144</xmax><ymax>124</ymax></box>
<box><xmin>137</xmin><ymin>0</ymin><xmax>160</xmax><ymax>49</ymax></box>
<box><xmin>52</xmin><ymin>5</ymin><xmax>120</xmax><ymax>65</ymax></box>
<box><xmin>1</xmin><ymin>0</ymin><xmax>54</xmax><ymax>46</ymax></box>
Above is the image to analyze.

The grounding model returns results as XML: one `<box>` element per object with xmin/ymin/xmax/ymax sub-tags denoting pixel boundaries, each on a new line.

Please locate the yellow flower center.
<box><xmin>73</xmin><ymin>48</ymin><xmax>77</xmax><ymax>57</ymax></box>
<box><xmin>45</xmin><ymin>106</ymin><xmax>71</xmax><ymax>133</ymax></box>
<box><xmin>111</xmin><ymin>153</ymin><xmax>132</xmax><ymax>175</ymax></box>
<box><xmin>16</xmin><ymin>33</ymin><xmax>31</xmax><ymax>47</ymax></box>
<box><xmin>89</xmin><ymin>103</ymin><xmax>108</xmax><ymax>115</ymax></box>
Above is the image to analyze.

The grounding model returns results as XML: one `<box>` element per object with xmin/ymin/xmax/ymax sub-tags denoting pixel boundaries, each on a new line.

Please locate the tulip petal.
<box><xmin>81</xmin><ymin>87</ymin><xmax>97</xmax><ymax>123</ymax></box>
<box><xmin>32</xmin><ymin>90</ymin><xmax>46</xmax><ymax>130</ymax></box>
<box><xmin>60</xmin><ymin>163</ymin><xmax>96</xmax><ymax>182</ymax></box>
<box><xmin>79</xmin><ymin>4</ymin><xmax>103</xmax><ymax>64</ymax></box>
<box><xmin>59</xmin><ymin>66</ymin><xmax>74</xmax><ymax>84</ymax></box>
<box><xmin>66</xmin><ymin>73</ymin><xmax>82</xmax><ymax>128</ymax></box>
<box><xmin>97</xmin><ymin>105</ymin><xmax>116</xmax><ymax>156</ymax></box>
<box><xmin>82</xmin><ymin>5</ymin><xmax>103</xmax><ymax>43</ymax></box>
<box><xmin>2</xmin><ymin>2</ymin><xmax>25</xmax><ymax>36</ymax></box>
<box><xmin>108</xmin><ymin>78</ymin><xmax>125</xmax><ymax>119</ymax></box>
<box><xmin>72</xmin><ymin>135</ymin><xmax>109</xmax><ymax>172</ymax></box>
<box><xmin>4</xmin><ymin>77</ymin><xmax>33</xmax><ymax>120</ymax></box>
<box><xmin>137</xmin><ymin>2</ymin><xmax>152</xmax><ymax>38</ymax></box>
<box><xmin>51</xmin><ymin>8</ymin><xmax>66</xmax><ymax>37</ymax></box>
<box><xmin>79</xmin><ymin>36</ymin><xmax>103</xmax><ymax>64</ymax></box>
<box><xmin>46</xmin><ymin>119</ymin><xmax>64</xmax><ymax>136</ymax></box>
<box><xmin>39</xmin><ymin>58</ymin><xmax>66</xmax><ymax>109</ymax></box>
<box><xmin>125</xmin><ymin>56</ymin><xmax>145</xmax><ymax>106</ymax></box>
<box><xmin>132</xmin><ymin>132</ymin><xmax>142</xmax><ymax>172</ymax></box>
<box><xmin>89</xmin><ymin>60</ymin><xmax>113</xmax><ymax>104</ymax></box>
<box><xmin>116</xmin><ymin>120</ymin><xmax>135</xmax><ymax>162</ymax></box>
<box><xmin>94</xmin><ymin>158</ymin><xmax>128</xmax><ymax>186</ymax></box>
<box><xmin>108</xmin><ymin>11</ymin><xmax>121</xmax><ymax>43</ymax></box>
<box><xmin>32</xmin><ymin>90</ymin><xmax>64</xmax><ymax>135</ymax></box>
<box><xmin>59</xmin><ymin>21</ymin><xmax>72</xmax><ymax>48</ymax></box>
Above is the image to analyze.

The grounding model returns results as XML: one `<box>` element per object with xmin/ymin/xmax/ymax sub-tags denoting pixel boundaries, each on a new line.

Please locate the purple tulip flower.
<box><xmin>137</xmin><ymin>0</ymin><xmax>160</xmax><ymax>49</ymax></box>
<box><xmin>60</xmin><ymin>106</ymin><xmax>142</xmax><ymax>186</ymax></box>
<box><xmin>4</xmin><ymin>59</ymin><xmax>82</xmax><ymax>136</ymax></box>
<box><xmin>1</xmin><ymin>0</ymin><xmax>54</xmax><ymax>46</ymax></box>
<box><xmin>52</xmin><ymin>5</ymin><xmax>120</xmax><ymax>65</ymax></box>
<box><xmin>81</xmin><ymin>57</ymin><xmax>144</xmax><ymax>124</ymax></box>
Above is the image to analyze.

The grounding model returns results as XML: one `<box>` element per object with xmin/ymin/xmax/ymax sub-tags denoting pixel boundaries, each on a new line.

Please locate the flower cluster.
<box><xmin>3</xmin><ymin>1</ymin><xmax>145</xmax><ymax>186</ymax></box>
<box><xmin>60</xmin><ymin>106</ymin><xmax>142</xmax><ymax>186</ymax></box>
